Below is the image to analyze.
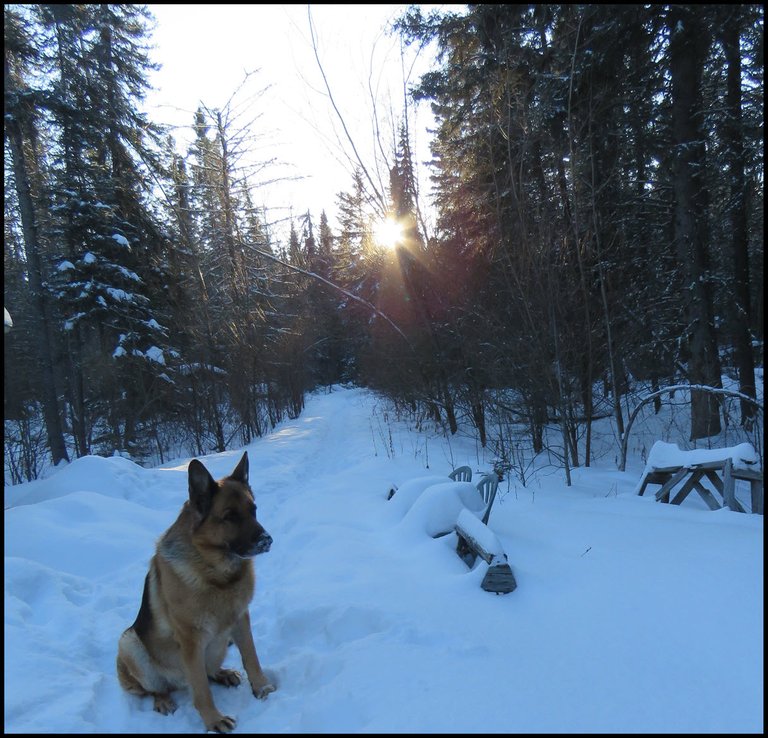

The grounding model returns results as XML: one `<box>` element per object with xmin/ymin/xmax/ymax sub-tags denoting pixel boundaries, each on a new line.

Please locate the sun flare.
<box><xmin>373</xmin><ymin>217</ymin><xmax>404</xmax><ymax>251</ymax></box>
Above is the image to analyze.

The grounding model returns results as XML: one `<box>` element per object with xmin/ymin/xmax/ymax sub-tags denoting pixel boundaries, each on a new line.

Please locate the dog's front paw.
<box><xmin>153</xmin><ymin>693</ymin><xmax>177</xmax><ymax>715</ymax></box>
<box><xmin>252</xmin><ymin>680</ymin><xmax>276</xmax><ymax>700</ymax></box>
<box><xmin>211</xmin><ymin>668</ymin><xmax>242</xmax><ymax>687</ymax></box>
<box><xmin>206</xmin><ymin>713</ymin><xmax>236</xmax><ymax>733</ymax></box>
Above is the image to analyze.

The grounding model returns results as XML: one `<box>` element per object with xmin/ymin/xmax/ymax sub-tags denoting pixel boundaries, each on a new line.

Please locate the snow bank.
<box><xmin>455</xmin><ymin>507</ymin><xmax>505</xmax><ymax>559</ymax></box>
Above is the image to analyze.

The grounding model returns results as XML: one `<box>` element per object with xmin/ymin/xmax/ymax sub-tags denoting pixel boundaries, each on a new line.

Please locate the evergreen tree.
<box><xmin>38</xmin><ymin>4</ymin><xmax>174</xmax><ymax>458</ymax></box>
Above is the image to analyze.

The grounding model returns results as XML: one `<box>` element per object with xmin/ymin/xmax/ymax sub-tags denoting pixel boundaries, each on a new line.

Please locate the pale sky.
<box><xmin>143</xmin><ymin>4</ymin><xmax>458</xmax><ymax>239</ymax></box>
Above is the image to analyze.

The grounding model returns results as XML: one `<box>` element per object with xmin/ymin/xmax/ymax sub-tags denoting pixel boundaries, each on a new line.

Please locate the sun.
<box><xmin>373</xmin><ymin>217</ymin><xmax>404</xmax><ymax>251</ymax></box>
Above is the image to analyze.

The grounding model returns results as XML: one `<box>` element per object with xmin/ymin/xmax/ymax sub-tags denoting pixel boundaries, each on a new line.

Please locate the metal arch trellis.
<box><xmin>618</xmin><ymin>384</ymin><xmax>764</xmax><ymax>472</ymax></box>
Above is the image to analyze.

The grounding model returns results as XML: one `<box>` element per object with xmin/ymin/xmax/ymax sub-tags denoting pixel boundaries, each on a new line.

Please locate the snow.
<box><xmin>106</xmin><ymin>287</ymin><xmax>131</xmax><ymax>302</ymax></box>
<box><xmin>111</xmin><ymin>233</ymin><xmax>131</xmax><ymax>248</ymax></box>
<box><xmin>83</xmin><ymin>252</ymin><xmax>97</xmax><ymax>265</ymax></box>
<box><xmin>63</xmin><ymin>312</ymin><xmax>87</xmax><ymax>331</ymax></box>
<box><xmin>118</xmin><ymin>266</ymin><xmax>142</xmax><ymax>283</ymax></box>
<box><xmin>178</xmin><ymin>362</ymin><xmax>227</xmax><ymax>376</ymax></box>
<box><xmin>4</xmin><ymin>387</ymin><xmax>763</xmax><ymax>733</ymax></box>
<box><xmin>397</xmin><ymin>480</ymin><xmax>485</xmax><ymax>537</ymax></box>
<box><xmin>645</xmin><ymin>440</ymin><xmax>759</xmax><ymax>471</ymax></box>
<box><xmin>455</xmin><ymin>508</ymin><xmax>504</xmax><ymax>558</ymax></box>
<box><xmin>384</xmin><ymin>474</ymin><xmax>452</xmax><ymax>516</ymax></box>
<box><xmin>57</xmin><ymin>260</ymin><xmax>76</xmax><ymax>272</ymax></box>
<box><xmin>144</xmin><ymin>346</ymin><xmax>165</xmax><ymax>365</ymax></box>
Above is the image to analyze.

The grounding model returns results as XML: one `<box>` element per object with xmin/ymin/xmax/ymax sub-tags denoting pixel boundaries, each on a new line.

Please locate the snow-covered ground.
<box><xmin>4</xmin><ymin>386</ymin><xmax>763</xmax><ymax>733</ymax></box>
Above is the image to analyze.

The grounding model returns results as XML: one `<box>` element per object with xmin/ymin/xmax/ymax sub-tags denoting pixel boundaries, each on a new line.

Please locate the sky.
<box><xmin>143</xmin><ymin>4</ymin><xmax>456</xmax><ymax>237</ymax></box>
<box><xmin>4</xmin><ymin>385</ymin><xmax>763</xmax><ymax>733</ymax></box>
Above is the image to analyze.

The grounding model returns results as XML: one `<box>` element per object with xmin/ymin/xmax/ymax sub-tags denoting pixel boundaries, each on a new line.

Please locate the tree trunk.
<box><xmin>440</xmin><ymin>379</ymin><xmax>458</xmax><ymax>435</ymax></box>
<box><xmin>469</xmin><ymin>389</ymin><xmax>487</xmax><ymax>448</ymax></box>
<box><xmin>721</xmin><ymin>10</ymin><xmax>757</xmax><ymax>427</ymax></box>
<box><xmin>529</xmin><ymin>394</ymin><xmax>546</xmax><ymax>454</ymax></box>
<box><xmin>668</xmin><ymin>7</ymin><xmax>722</xmax><ymax>440</ymax></box>
<box><xmin>5</xmin><ymin>100</ymin><xmax>70</xmax><ymax>466</ymax></box>
<box><xmin>65</xmin><ymin>330</ymin><xmax>89</xmax><ymax>457</ymax></box>
<box><xmin>551</xmin><ymin>305</ymin><xmax>572</xmax><ymax>486</ymax></box>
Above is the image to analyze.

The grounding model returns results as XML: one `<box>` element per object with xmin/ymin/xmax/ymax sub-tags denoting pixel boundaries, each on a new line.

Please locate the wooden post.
<box><xmin>655</xmin><ymin>467</ymin><xmax>689</xmax><ymax>503</ymax></box>
<box><xmin>703</xmin><ymin>469</ymin><xmax>724</xmax><ymax>495</ymax></box>
<box><xmin>637</xmin><ymin>473</ymin><xmax>650</xmax><ymax>496</ymax></box>
<box><xmin>730</xmin><ymin>467</ymin><xmax>763</xmax><ymax>514</ymax></box>
<box><xmin>722</xmin><ymin>458</ymin><xmax>736</xmax><ymax>511</ymax></box>
<box><xmin>694</xmin><ymin>480</ymin><xmax>730</xmax><ymax>511</ymax></box>
<box><xmin>670</xmin><ymin>470</ymin><xmax>710</xmax><ymax>507</ymax></box>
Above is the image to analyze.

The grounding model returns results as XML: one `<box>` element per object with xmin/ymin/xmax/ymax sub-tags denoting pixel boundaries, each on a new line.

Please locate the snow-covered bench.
<box><xmin>454</xmin><ymin>509</ymin><xmax>517</xmax><ymax>594</ymax></box>
<box><xmin>636</xmin><ymin>442</ymin><xmax>763</xmax><ymax>514</ymax></box>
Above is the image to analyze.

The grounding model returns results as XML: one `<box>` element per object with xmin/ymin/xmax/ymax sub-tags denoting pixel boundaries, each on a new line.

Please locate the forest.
<box><xmin>4</xmin><ymin>4</ymin><xmax>764</xmax><ymax>484</ymax></box>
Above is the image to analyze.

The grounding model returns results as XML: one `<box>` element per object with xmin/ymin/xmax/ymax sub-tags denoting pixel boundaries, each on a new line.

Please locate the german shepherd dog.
<box><xmin>117</xmin><ymin>452</ymin><xmax>275</xmax><ymax>733</ymax></box>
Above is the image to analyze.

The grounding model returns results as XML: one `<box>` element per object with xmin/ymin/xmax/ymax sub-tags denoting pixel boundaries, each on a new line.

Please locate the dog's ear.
<box><xmin>188</xmin><ymin>459</ymin><xmax>217</xmax><ymax>518</ymax></box>
<box><xmin>229</xmin><ymin>451</ymin><xmax>249</xmax><ymax>485</ymax></box>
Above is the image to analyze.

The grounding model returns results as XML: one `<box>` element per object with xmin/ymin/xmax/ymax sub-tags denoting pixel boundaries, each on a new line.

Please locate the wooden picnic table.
<box><xmin>637</xmin><ymin>457</ymin><xmax>763</xmax><ymax>514</ymax></box>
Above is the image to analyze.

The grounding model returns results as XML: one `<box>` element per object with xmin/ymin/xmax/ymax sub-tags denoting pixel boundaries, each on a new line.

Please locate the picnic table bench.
<box><xmin>454</xmin><ymin>509</ymin><xmax>517</xmax><ymax>594</ymax></box>
<box><xmin>637</xmin><ymin>443</ymin><xmax>763</xmax><ymax>514</ymax></box>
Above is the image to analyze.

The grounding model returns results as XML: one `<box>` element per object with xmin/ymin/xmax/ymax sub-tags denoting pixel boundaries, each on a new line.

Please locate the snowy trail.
<box><xmin>5</xmin><ymin>388</ymin><xmax>432</xmax><ymax>733</ymax></box>
<box><xmin>4</xmin><ymin>387</ymin><xmax>763</xmax><ymax>733</ymax></box>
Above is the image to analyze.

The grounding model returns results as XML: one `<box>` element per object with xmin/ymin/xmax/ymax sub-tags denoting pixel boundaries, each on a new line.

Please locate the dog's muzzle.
<box><xmin>251</xmin><ymin>532</ymin><xmax>272</xmax><ymax>556</ymax></box>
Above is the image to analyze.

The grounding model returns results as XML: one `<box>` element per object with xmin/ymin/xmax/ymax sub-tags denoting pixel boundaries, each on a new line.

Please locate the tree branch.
<box><xmin>307</xmin><ymin>6</ymin><xmax>386</xmax><ymax>213</ymax></box>
<box><xmin>242</xmin><ymin>238</ymin><xmax>412</xmax><ymax>347</ymax></box>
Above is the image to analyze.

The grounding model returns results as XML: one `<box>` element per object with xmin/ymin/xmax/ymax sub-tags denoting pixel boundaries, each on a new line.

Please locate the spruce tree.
<box><xmin>38</xmin><ymin>4</ymin><xmax>174</xmax><ymax>458</ymax></box>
